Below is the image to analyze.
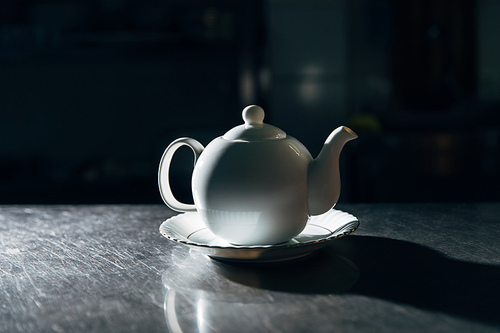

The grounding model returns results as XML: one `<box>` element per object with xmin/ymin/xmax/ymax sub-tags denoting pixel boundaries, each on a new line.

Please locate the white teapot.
<box><xmin>159</xmin><ymin>105</ymin><xmax>357</xmax><ymax>245</ymax></box>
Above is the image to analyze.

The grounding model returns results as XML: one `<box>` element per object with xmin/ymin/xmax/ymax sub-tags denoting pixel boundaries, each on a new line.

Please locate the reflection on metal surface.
<box><xmin>164</xmin><ymin>290</ymin><xmax>183</xmax><ymax>333</ymax></box>
<box><xmin>162</xmin><ymin>247</ymin><xmax>359</xmax><ymax>332</ymax></box>
<box><xmin>196</xmin><ymin>298</ymin><xmax>207</xmax><ymax>333</ymax></box>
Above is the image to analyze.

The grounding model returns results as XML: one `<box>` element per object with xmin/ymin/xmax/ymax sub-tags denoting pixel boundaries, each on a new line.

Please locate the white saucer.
<box><xmin>159</xmin><ymin>209</ymin><xmax>359</xmax><ymax>262</ymax></box>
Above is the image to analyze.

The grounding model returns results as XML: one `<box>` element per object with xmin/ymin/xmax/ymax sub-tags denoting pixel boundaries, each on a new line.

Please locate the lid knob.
<box><xmin>222</xmin><ymin>105</ymin><xmax>286</xmax><ymax>141</ymax></box>
<box><xmin>243</xmin><ymin>105</ymin><xmax>265</xmax><ymax>126</ymax></box>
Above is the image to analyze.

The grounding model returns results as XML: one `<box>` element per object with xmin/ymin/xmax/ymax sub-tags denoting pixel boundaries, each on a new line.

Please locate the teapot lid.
<box><xmin>222</xmin><ymin>105</ymin><xmax>286</xmax><ymax>141</ymax></box>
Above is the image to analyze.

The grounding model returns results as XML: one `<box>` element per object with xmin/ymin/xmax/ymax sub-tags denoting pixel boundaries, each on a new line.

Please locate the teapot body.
<box><xmin>192</xmin><ymin>136</ymin><xmax>312</xmax><ymax>245</ymax></box>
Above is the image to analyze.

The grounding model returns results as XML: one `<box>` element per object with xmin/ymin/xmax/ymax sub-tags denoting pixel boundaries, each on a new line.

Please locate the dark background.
<box><xmin>1</xmin><ymin>0</ymin><xmax>499</xmax><ymax>204</ymax></box>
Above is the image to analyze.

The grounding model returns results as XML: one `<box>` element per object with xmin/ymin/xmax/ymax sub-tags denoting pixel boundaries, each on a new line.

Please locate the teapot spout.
<box><xmin>308</xmin><ymin>126</ymin><xmax>357</xmax><ymax>216</ymax></box>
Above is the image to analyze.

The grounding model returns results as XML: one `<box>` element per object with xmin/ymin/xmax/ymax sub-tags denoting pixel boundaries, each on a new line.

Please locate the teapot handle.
<box><xmin>158</xmin><ymin>137</ymin><xmax>204</xmax><ymax>212</ymax></box>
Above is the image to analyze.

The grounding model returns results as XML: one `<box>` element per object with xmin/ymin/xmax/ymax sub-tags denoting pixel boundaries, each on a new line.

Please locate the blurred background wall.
<box><xmin>1</xmin><ymin>0</ymin><xmax>499</xmax><ymax>204</ymax></box>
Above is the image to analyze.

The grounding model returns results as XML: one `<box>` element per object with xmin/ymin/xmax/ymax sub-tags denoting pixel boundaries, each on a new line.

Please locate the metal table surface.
<box><xmin>1</xmin><ymin>203</ymin><xmax>499</xmax><ymax>332</ymax></box>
